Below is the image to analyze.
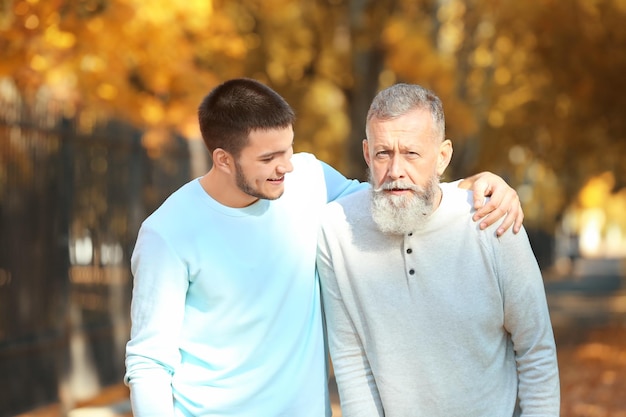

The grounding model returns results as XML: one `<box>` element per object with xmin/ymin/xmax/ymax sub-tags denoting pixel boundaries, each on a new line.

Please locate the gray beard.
<box><xmin>369</xmin><ymin>172</ymin><xmax>440</xmax><ymax>235</ymax></box>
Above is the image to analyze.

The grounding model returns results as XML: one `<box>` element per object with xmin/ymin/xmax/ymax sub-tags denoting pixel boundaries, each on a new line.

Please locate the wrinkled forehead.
<box><xmin>366</xmin><ymin>110</ymin><xmax>440</xmax><ymax>145</ymax></box>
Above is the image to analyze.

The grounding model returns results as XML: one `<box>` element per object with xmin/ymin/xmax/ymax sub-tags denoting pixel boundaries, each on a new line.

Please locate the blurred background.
<box><xmin>1</xmin><ymin>0</ymin><xmax>625</xmax><ymax>415</ymax></box>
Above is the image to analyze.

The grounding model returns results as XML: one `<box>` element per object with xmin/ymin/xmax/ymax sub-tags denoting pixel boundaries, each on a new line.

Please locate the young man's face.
<box><xmin>233</xmin><ymin>126</ymin><xmax>294</xmax><ymax>205</ymax></box>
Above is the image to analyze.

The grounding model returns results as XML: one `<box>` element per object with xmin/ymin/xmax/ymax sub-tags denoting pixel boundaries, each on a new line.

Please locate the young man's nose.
<box><xmin>277</xmin><ymin>158</ymin><xmax>294</xmax><ymax>174</ymax></box>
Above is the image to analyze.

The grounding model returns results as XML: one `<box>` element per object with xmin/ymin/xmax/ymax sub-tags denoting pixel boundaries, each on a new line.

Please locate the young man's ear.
<box><xmin>212</xmin><ymin>148</ymin><xmax>234</xmax><ymax>174</ymax></box>
<box><xmin>437</xmin><ymin>139</ymin><xmax>453</xmax><ymax>177</ymax></box>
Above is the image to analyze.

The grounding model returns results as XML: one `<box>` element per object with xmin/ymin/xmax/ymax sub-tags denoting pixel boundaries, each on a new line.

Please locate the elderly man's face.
<box><xmin>363</xmin><ymin>108</ymin><xmax>452</xmax><ymax>233</ymax></box>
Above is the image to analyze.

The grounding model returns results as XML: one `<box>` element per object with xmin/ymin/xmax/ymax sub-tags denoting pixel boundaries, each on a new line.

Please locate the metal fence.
<box><xmin>0</xmin><ymin>82</ymin><xmax>192</xmax><ymax>415</ymax></box>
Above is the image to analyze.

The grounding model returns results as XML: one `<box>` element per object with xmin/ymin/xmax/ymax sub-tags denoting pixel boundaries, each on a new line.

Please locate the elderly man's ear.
<box><xmin>437</xmin><ymin>139</ymin><xmax>453</xmax><ymax>177</ymax></box>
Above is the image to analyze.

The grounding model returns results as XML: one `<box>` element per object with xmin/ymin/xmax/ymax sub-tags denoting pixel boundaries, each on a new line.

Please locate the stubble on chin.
<box><xmin>234</xmin><ymin>161</ymin><xmax>285</xmax><ymax>201</ymax></box>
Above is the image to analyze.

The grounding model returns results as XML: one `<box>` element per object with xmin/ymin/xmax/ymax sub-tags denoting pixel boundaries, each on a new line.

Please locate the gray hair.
<box><xmin>365</xmin><ymin>83</ymin><xmax>445</xmax><ymax>142</ymax></box>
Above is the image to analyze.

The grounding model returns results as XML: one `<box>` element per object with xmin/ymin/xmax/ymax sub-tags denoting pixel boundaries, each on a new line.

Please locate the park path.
<box><xmin>18</xmin><ymin>258</ymin><xmax>626</xmax><ymax>417</ymax></box>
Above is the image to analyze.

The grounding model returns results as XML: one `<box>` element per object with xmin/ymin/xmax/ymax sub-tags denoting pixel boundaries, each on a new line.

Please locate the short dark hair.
<box><xmin>197</xmin><ymin>78</ymin><xmax>296</xmax><ymax>158</ymax></box>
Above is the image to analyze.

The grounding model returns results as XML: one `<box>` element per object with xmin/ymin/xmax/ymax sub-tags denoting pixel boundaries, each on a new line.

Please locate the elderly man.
<box><xmin>317</xmin><ymin>83</ymin><xmax>560</xmax><ymax>417</ymax></box>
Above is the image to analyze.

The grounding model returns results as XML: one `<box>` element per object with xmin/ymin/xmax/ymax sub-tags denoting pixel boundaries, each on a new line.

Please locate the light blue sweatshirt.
<box><xmin>125</xmin><ymin>153</ymin><xmax>364</xmax><ymax>416</ymax></box>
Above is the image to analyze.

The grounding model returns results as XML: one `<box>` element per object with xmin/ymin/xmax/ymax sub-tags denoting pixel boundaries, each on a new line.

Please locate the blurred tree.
<box><xmin>0</xmin><ymin>0</ymin><xmax>243</xmax><ymax>154</ymax></box>
<box><xmin>446</xmin><ymin>0</ymin><xmax>626</xmax><ymax>230</ymax></box>
<box><xmin>1</xmin><ymin>0</ymin><xmax>625</xmax><ymax>231</ymax></box>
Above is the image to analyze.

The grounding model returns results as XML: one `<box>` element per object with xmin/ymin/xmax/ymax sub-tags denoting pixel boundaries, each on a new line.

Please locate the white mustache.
<box><xmin>373</xmin><ymin>180</ymin><xmax>422</xmax><ymax>193</ymax></box>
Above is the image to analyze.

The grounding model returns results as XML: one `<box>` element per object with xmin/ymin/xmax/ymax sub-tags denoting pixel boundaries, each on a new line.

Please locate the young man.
<box><xmin>317</xmin><ymin>83</ymin><xmax>560</xmax><ymax>417</ymax></box>
<box><xmin>124</xmin><ymin>78</ymin><xmax>524</xmax><ymax>416</ymax></box>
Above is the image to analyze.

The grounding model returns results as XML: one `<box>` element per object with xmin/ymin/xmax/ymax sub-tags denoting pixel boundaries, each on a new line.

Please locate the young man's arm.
<box><xmin>458</xmin><ymin>172</ymin><xmax>523</xmax><ymax>236</ymax></box>
<box><xmin>125</xmin><ymin>225</ymin><xmax>187</xmax><ymax>416</ymax></box>
<box><xmin>321</xmin><ymin>160</ymin><xmax>523</xmax><ymax>235</ymax></box>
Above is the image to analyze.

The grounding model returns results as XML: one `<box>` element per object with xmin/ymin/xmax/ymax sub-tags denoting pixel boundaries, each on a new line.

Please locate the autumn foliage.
<box><xmin>1</xmin><ymin>0</ymin><xmax>626</xmax><ymax>230</ymax></box>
